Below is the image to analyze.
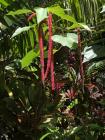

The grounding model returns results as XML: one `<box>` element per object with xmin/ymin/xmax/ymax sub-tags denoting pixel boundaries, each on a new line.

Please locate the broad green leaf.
<box><xmin>68</xmin><ymin>23</ymin><xmax>91</xmax><ymax>31</ymax></box>
<box><xmin>52</xmin><ymin>33</ymin><xmax>78</xmax><ymax>48</ymax></box>
<box><xmin>40</xmin><ymin>133</ymin><xmax>51</xmax><ymax>140</ymax></box>
<box><xmin>83</xmin><ymin>46</ymin><xmax>97</xmax><ymax>63</ymax></box>
<box><xmin>67</xmin><ymin>33</ymin><xmax>78</xmax><ymax>43</ymax></box>
<box><xmin>11</xmin><ymin>25</ymin><xmax>35</xmax><ymax>38</ymax></box>
<box><xmin>21</xmin><ymin>49</ymin><xmax>39</xmax><ymax>68</ymax></box>
<box><xmin>83</xmin><ymin>45</ymin><xmax>105</xmax><ymax>63</ymax></box>
<box><xmin>35</xmin><ymin>8</ymin><xmax>48</xmax><ymax>24</ymax></box>
<box><xmin>48</xmin><ymin>5</ymin><xmax>65</xmax><ymax>15</ymax></box>
<box><xmin>100</xmin><ymin>5</ymin><xmax>105</xmax><ymax>13</ymax></box>
<box><xmin>7</xmin><ymin>9</ymin><xmax>32</xmax><ymax>16</ymax></box>
<box><xmin>48</xmin><ymin>6</ymin><xmax>76</xmax><ymax>23</ymax></box>
<box><xmin>0</xmin><ymin>0</ymin><xmax>9</xmax><ymax>7</ymax></box>
<box><xmin>60</xmin><ymin>14</ymin><xmax>76</xmax><ymax>23</ymax></box>
<box><xmin>78</xmin><ymin>23</ymin><xmax>91</xmax><ymax>31</ymax></box>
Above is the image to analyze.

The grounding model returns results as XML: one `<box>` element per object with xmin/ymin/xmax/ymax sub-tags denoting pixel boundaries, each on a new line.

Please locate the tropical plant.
<box><xmin>0</xmin><ymin>0</ymin><xmax>105</xmax><ymax>140</ymax></box>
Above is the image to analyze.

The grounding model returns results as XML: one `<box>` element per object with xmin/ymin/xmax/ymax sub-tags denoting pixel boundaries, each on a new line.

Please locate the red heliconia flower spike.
<box><xmin>38</xmin><ymin>28</ymin><xmax>45</xmax><ymax>82</ymax></box>
<box><xmin>77</xmin><ymin>28</ymin><xmax>84</xmax><ymax>83</ymax></box>
<box><xmin>45</xmin><ymin>13</ymin><xmax>55</xmax><ymax>93</ymax></box>
<box><xmin>44</xmin><ymin>13</ymin><xmax>52</xmax><ymax>80</ymax></box>
<box><xmin>50</xmin><ymin>14</ymin><xmax>55</xmax><ymax>92</ymax></box>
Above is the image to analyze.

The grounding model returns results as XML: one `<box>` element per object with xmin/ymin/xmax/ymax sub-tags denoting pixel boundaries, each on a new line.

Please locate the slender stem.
<box><xmin>38</xmin><ymin>27</ymin><xmax>45</xmax><ymax>83</ymax></box>
<box><xmin>44</xmin><ymin>14</ymin><xmax>52</xmax><ymax>80</ymax></box>
<box><xmin>77</xmin><ymin>28</ymin><xmax>84</xmax><ymax>93</ymax></box>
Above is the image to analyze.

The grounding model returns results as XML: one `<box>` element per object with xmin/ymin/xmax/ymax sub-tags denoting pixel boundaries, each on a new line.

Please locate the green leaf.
<box><xmin>52</xmin><ymin>33</ymin><xmax>78</xmax><ymax>48</ymax></box>
<box><xmin>7</xmin><ymin>9</ymin><xmax>32</xmax><ymax>16</ymax></box>
<box><xmin>40</xmin><ymin>133</ymin><xmax>51</xmax><ymax>140</ymax></box>
<box><xmin>100</xmin><ymin>5</ymin><xmax>105</xmax><ymax>13</ymax></box>
<box><xmin>61</xmin><ymin>14</ymin><xmax>76</xmax><ymax>23</ymax></box>
<box><xmin>0</xmin><ymin>23</ymin><xmax>6</xmax><ymax>30</ymax></box>
<box><xmin>68</xmin><ymin>23</ymin><xmax>91</xmax><ymax>31</ymax></box>
<box><xmin>70</xmin><ymin>126</ymin><xmax>83</xmax><ymax>135</ymax></box>
<box><xmin>35</xmin><ymin>8</ymin><xmax>48</xmax><ymax>24</ymax></box>
<box><xmin>0</xmin><ymin>0</ymin><xmax>9</xmax><ymax>7</ymax></box>
<box><xmin>4</xmin><ymin>16</ymin><xmax>14</xmax><ymax>26</ymax></box>
<box><xmin>87</xmin><ymin>61</ymin><xmax>105</xmax><ymax>76</ymax></box>
<box><xmin>11</xmin><ymin>25</ymin><xmax>35</xmax><ymax>38</ymax></box>
<box><xmin>48</xmin><ymin>5</ymin><xmax>76</xmax><ymax>23</ymax></box>
<box><xmin>68</xmin><ymin>23</ymin><xmax>81</xmax><ymax>29</ymax></box>
<box><xmin>78</xmin><ymin>23</ymin><xmax>91</xmax><ymax>31</ymax></box>
<box><xmin>29</xmin><ymin>30</ymin><xmax>35</xmax><ymax>48</ymax></box>
<box><xmin>83</xmin><ymin>45</ymin><xmax>105</xmax><ymax>63</ymax></box>
<box><xmin>21</xmin><ymin>49</ymin><xmax>39</xmax><ymax>68</ymax></box>
<box><xmin>48</xmin><ymin>5</ymin><xmax>65</xmax><ymax>15</ymax></box>
<box><xmin>88</xmin><ymin>124</ymin><xmax>102</xmax><ymax>130</ymax></box>
<box><xmin>67</xmin><ymin>33</ymin><xmax>78</xmax><ymax>43</ymax></box>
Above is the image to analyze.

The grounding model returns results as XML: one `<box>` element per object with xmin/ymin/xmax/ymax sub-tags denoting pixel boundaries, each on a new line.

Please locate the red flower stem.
<box><xmin>77</xmin><ymin>28</ymin><xmax>84</xmax><ymax>91</ymax></box>
<box><xmin>49</xmin><ymin>13</ymin><xmax>55</xmax><ymax>93</ymax></box>
<box><xmin>27</xmin><ymin>12</ymin><xmax>36</xmax><ymax>21</ymax></box>
<box><xmin>38</xmin><ymin>27</ymin><xmax>45</xmax><ymax>83</ymax></box>
<box><xmin>44</xmin><ymin>13</ymin><xmax>52</xmax><ymax>80</ymax></box>
<box><xmin>51</xmin><ymin>48</ymin><xmax>55</xmax><ymax>92</ymax></box>
<box><xmin>45</xmin><ymin>13</ymin><xmax>55</xmax><ymax>93</ymax></box>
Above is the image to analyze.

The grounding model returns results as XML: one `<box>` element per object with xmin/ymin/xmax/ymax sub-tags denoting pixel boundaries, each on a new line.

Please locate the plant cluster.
<box><xmin>0</xmin><ymin>0</ymin><xmax>105</xmax><ymax>140</ymax></box>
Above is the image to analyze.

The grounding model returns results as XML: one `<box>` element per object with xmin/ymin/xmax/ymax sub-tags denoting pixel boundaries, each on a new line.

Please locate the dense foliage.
<box><xmin>0</xmin><ymin>0</ymin><xmax>105</xmax><ymax>140</ymax></box>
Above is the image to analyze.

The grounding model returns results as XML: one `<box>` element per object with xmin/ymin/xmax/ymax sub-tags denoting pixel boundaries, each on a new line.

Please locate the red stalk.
<box><xmin>45</xmin><ymin>13</ymin><xmax>55</xmax><ymax>93</ymax></box>
<box><xmin>44</xmin><ymin>13</ymin><xmax>52</xmax><ymax>80</ymax></box>
<box><xmin>51</xmin><ymin>47</ymin><xmax>55</xmax><ymax>92</ymax></box>
<box><xmin>38</xmin><ymin>27</ymin><xmax>45</xmax><ymax>82</ymax></box>
<box><xmin>77</xmin><ymin>28</ymin><xmax>84</xmax><ymax>84</ymax></box>
<box><xmin>27</xmin><ymin>12</ymin><xmax>36</xmax><ymax>21</ymax></box>
<box><xmin>49</xmin><ymin>14</ymin><xmax>55</xmax><ymax>92</ymax></box>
